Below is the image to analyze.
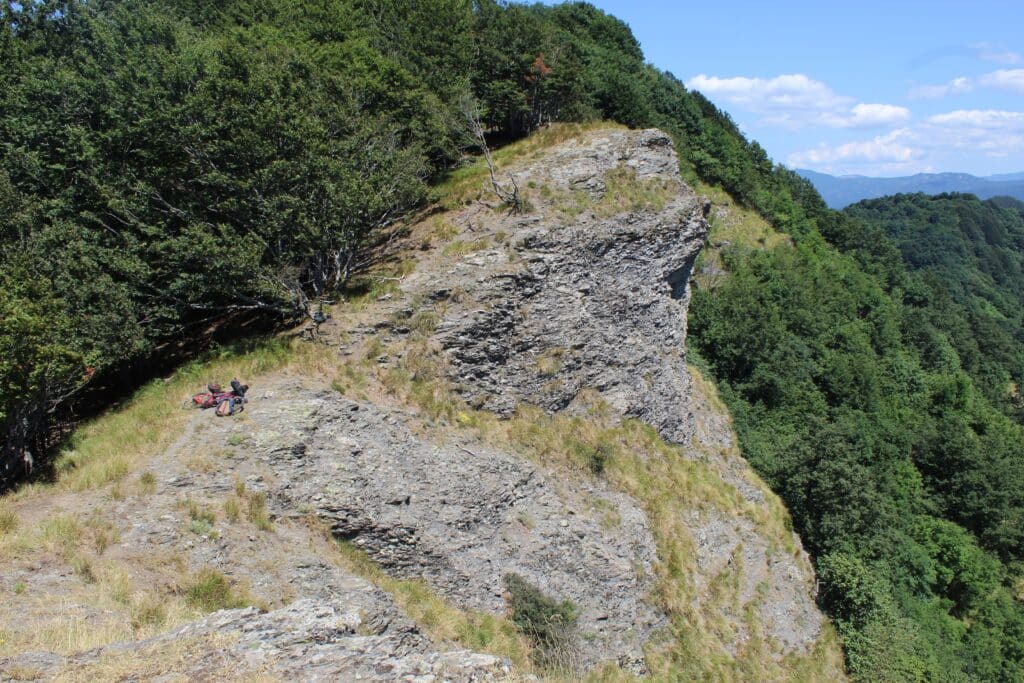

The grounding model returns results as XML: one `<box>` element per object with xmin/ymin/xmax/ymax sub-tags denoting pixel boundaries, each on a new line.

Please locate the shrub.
<box><xmin>503</xmin><ymin>573</ymin><xmax>579</xmax><ymax>671</ymax></box>
<box><xmin>185</xmin><ymin>568</ymin><xmax>248</xmax><ymax>613</ymax></box>
<box><xmin>585</xmin><ymin>443</ymin><xmax>613</xmax><ymax>475</ymax></box>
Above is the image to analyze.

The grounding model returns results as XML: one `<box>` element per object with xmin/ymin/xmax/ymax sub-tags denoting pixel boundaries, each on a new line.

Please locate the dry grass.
<box><xmin>441</xmin><ymin>238</ymin><xmax>490</xmax><ymax>257</ymax></box>
<box><xmin>3</xmin><ymin>664</ymin><xmax>44</xmax><ymax>681</ymax></box>
<box><xmin>185</xmin><ymin>453</ymin><xmax>218</xmax><ymax>474</ymax></box>
<box><xmin>594</xmin><ymin>165</ymin><xmax>675</xmax><ymax>218</ymax></box>
<box><xmin>687</xmin><ymin>365</ymin><xmax>800</xmax><ymax>556</ymax></box>
<box><xmin>137</xmin><ymin>471</ymin><xmax>157</xmax><ymax>496</ymax></box>
<box><xmin>245</xmin><ymin>491</ymin><xmax>273</xmax><ymax>532</ymax></box>
<box><xmin>0</xmin><ymin>559</ymin><xmax>200</xmax><ymax>659</ymax></box>
<box><xmin>331</xmin><ymin>538</ymin><xmax>535</xmax><ymax>673</ymax></box>
<box><xmin>46</xmin><ymin>633</ymin><xmax>245</xmax><ymax>683</ymax></box>
<box><xmin>340</xmin><ymin>258</ymin><xmax>418</xmax><ymax>312</ymax></box>
<box><xmin>694</xmin><ymin>181</ymin><xmax>791</xmax><ymax>291</ymax></box>
<box><xmin>697</xmin><ymin>182</ymin><xmax>786</xmax><ymax>249</ymax></box>
<box><xmin>331</xmin><ymin>362</ymin><xmax>369</xmax><ymax>398</ymax></box>
<box><xmin>39</xmin><ymin>514</ymin><xmax>83</xmax><ymax>558</ymax></box>
<box><xmin>0</xmin><ymin>481</ymin><xmax>210</xmax><ymax>659</ymax></box>
<box><xmin>535</xmin><ymin>347</ymin><xmax>565</xmax><ymax>376</ymax></box>
<box><xmin>536</xmin><ymin>164</ymin><xmax>675</xmax><ymax>220</ymax></box>
<box><xmin>6</xmin><ymin>339</ymin><xmax>321</xmax><ymax>496</ymax></box>
<box><xmin>428</xmin><ymin>217</ymin><xmax>459</xmax><ymax>243</ymax></box>
<box><xmin>0</xmin><ymin>504</ymin><xmax>16</xmax><ymax>535</ymax></box>
<box><xmin>224</xmin><ymin>495</ymin><xmax>241</xmax><ymax>523</ymax></box>
<box><xmin>435</xmin><ymin>121</ymin><xmax>627</xmax><ymax>210</ymax></box>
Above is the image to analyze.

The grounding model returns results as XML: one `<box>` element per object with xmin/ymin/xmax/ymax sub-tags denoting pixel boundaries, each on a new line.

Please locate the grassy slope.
<box><xmin>0</xmin><ymin>124</ymin><xmax>842</xmax><ymax>681</ymax></box>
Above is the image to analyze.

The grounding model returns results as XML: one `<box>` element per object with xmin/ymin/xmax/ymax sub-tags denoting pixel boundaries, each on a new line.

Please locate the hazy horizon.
<box><xmin>797</xmin><ymin>168</ymin><xmax>1024</xmax><ymax>179</ymax></box>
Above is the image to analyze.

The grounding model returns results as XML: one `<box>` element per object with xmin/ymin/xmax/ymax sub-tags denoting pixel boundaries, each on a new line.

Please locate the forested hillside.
<box><xmin>847</xmin><ymin>194</ymin><xmax>1024</xmax><ymax>418</ymax></box>
<box><xmin>691</xmin><ymin>193</ymin><xmax>1024</xmax><ymax>678</ymax></box>
<box><xmin>797</xmin><ymin>169</ymin><xmax>1024</xmax><ymax>209</ymax></box>
<box><xmin>3</xmin><ymin>1</ymin><xmax>1024</xmax><ymax>681</ymax></box>
<box><xmin>0</xmin><ymin>0</ymin><xmax>806</xmax><ymax>486</ymax></box>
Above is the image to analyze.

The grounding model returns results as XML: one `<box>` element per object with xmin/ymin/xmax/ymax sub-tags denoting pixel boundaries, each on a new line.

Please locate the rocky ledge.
<box><xmin>432</xmin><ymin>129</ymin><xmax>708</xmax><ymax>444</ymax></box>
<box><xmin>252</xmin><ymin>389</ymin><xmax>665</xmax><ymax>672</ymax></box>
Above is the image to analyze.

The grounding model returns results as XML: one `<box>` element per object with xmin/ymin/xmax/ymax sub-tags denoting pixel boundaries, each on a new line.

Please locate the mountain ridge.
<box><xmin>796</xmin><ymin>168</ymin><xmax>1024</xmax><ymax>208</ymax></box>
<box><xmin>0</xmin><ymin>127</ymin><xmax>844</xmax><ymax>682</ymax></box>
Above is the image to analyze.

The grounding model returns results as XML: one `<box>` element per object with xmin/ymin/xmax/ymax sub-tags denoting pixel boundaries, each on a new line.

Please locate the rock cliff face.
<box><xmin>0</xmin><ymin>128</ymin><xmax>841</xmax><ymax>682</ymax></box>
<box><xmin>413</xmin><ymin>128</ymin><xmax>826</xmax><ymax>657</ymax></box>
<box><xmin>434</xmin><ymin>130</ymin><xmax>708</xmax><ymax>444</ymax></box>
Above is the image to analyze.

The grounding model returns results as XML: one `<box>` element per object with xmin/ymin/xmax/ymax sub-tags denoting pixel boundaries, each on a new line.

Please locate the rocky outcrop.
<box><xmin>4</xmin><ymin>595</ymin><xmax>514</xmax><ymax>682</ymax></box>
<box><xmin>409</xmin><ymin>128</ymin><xmax>827</xmax><ymax>658</ymax></box>
<box><xmin>0</xmin><ymin>128</ymin><xmax>839</xmax><ymax>682</ymax></box>
<box><xmin>432</xmin><ymin>129</ymin><xmax>708</xmax><ymax>444</ymax></box>
<box><xmin>251</xmin><ymin>387</ymin><xmax>664</xmax><ymax>672</ymax></box>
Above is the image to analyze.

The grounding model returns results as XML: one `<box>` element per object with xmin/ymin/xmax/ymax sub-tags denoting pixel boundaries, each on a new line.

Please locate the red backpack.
<box><xmin>192</xmin><ymin>392</ymin><xmax>217</xmax><ymax>408</ymax></box>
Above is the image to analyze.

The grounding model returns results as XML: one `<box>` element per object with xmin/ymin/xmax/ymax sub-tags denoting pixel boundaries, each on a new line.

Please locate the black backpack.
<box><xmin>230</xmin><ymin>379</ymin><xmax>248</xmax><ymax>397</ymax></box>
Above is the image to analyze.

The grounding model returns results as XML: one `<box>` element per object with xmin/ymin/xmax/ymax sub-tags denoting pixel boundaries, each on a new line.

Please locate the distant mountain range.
<box><xmin>795</xmin><ymin>169</ymin><xmax>1024</xmax><ymax>209</ymax></box>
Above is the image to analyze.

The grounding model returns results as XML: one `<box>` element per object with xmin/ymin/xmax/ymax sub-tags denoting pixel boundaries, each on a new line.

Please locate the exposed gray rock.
<box><xmin>411</xmin><ymin>128</ymin><xmax>826</xmax><ymax>657</ymax></box>
<box><xmin>247</xmin><ymin>388</ymin><xmax>665</xmax><ymax>673</ymax></box>
<box><xmin>2</xmin><ymin>597</ymin><xmax>516</xmax><ymax>682</ymax></box>
<box><xmin>432</xmin><ymin>129</ymin><xmax>708</xmax><ymax>444</ymax></box>
<box><xmin>0</xmin><ymin>128</ymin><xmax>836</xmax><ymax>681</ymax></box>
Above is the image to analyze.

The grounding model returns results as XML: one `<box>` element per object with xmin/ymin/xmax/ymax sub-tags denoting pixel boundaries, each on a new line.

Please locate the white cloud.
<box><xmin>790</xmin><ymin>109</ymin><xmax>1024</xmax><ymax>174</ymax></box>
<box><xmin>685</xmin><ymin>73</ymin><xmax>909</xmax><ymax>129</ymax></box>
<box><xmin>846</xmin><ymin>103</ymin><xmax>911</xmax><ymax>127</ymax></box>
<box><xmin>972</xmin><ymin>43</ymin><xmax>1022</xmax><ymax>65</ymax></box>
<box><xmin>917</xmin><ymin>111</ymin><xmax>1024</xmax><ymax>156</ymax></box>
<box><xmin>788</xmin><ymin>129</ymin><xmax>920</xmax><ymax>167</ymax></box>
<box><xmin>927</xmin><ymin>109</ymin><xmax>1024</xmax><ymax>129</ymax></box>
<box><xmin>908</xmin><ymin>70</ymin><xmax>1024</xmax><ymax>99</ymax></box>
<box><xmin>685</xmin><ymin>73</ymin><xmax>847</xmax><ymax>110</ymax></box>
<box><xmin>979</xmin><ymin>69</ymin><xmax>1024</xmax><ymax>94</ymax></box>
<box><xmin>909</xmin><ymin>76</ymin><xmax>973</xmax><ymax>99</ymax></box>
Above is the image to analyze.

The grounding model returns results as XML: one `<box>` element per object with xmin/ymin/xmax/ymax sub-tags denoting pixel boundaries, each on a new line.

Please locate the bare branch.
<box><xmin>461</xmin><ymin>98</ymin><xmax>524</xmax><ymax>215</ymax></box>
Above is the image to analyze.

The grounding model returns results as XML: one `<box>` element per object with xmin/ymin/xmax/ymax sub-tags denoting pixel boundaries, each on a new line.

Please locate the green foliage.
<box><xmin>185</xmin><ymin>567</ymin><xmax>249</xmax><ymax>613</ymax></box>
<box><xmin>502</xmin><ymin>573</ymin><xmax>579</xmax><ymax>671</ymax></box>
<box><xmin>847</xmin><ymin>194</ymin><xmax>1024</xmax><ymax>414</ymax></box>
<box><xmin>0</xmin><ymin>0</ymin><xmax>438</xmax><ymax>483</ymax></box>
<box><xmin>5</xmin><ymin>1</ymin><xmax>1024</xmax><ymax>679</ymax></box>
<box><xmin>690</xmin><ymin>195</ymin><xmax>1024</xmax><ymax>678</ymax></box>
<box><xmin>582</xmin><ymin>442</ymin><xmax>611</xmax><ymax>475</ymax></box>
<box><xmin>0</xmin><ymin>0</ymin><xmax>816</xmax><ymax>488</ymax></box>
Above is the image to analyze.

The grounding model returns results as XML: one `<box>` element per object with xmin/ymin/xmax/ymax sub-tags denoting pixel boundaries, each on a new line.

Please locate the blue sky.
<box><xmin>578</xmin><ymin>0</ymin><xmax>1024</xmax><ymax>176</ymax></box>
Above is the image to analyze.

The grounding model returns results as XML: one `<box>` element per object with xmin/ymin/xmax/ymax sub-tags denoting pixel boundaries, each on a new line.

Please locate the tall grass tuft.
<box><xmin>0</xmin><ymin>505</ymin><xmax>17</xmax><ymax>535</ymax></box>
<box><xmin>185</xmin><ymin>568</ymin><xmax>250</xmax><ymax>613</ymax></box>
<box><xmin>245</xmin><ymin>491</ymin><xmax>273</xmax><ymax>532</ymax></box>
